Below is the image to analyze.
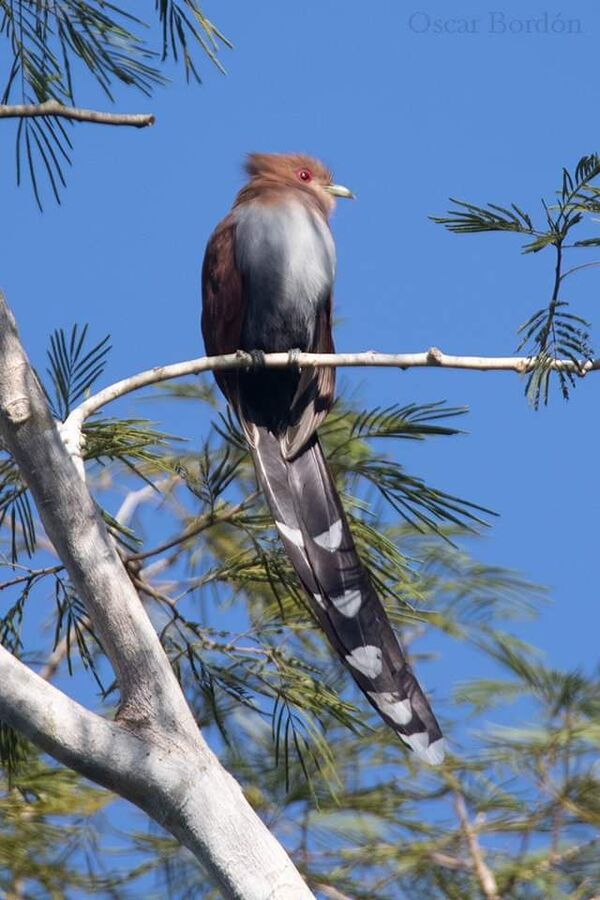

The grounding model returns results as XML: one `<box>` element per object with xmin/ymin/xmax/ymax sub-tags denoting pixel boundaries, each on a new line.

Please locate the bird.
<box><xmin>201</xmin><ymin>153</ymin><xmax>445</xmax><ymax>765</ymax></box>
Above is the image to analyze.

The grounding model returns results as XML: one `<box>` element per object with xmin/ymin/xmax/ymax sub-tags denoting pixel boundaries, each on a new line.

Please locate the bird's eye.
<box><xmin>297</xmin><ymin>168</ymin><xmax>312</xmax><ymax>183</ymax></box>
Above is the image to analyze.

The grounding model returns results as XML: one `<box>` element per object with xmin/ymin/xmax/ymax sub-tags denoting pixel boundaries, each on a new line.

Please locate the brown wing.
<box><xmin>281</xmin><ymin>298</ymin><xmax>336</xmax><ymax>460</ymax></box>
<box><xmin>201</xmin><ymin>216</ymin><xmax>245</xmax><ymax>409</ymax></box>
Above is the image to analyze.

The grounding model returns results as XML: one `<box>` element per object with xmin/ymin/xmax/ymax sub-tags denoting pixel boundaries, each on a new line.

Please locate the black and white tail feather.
<box><xmin>252</xmin><ymin>425</ymin><xmax>445</xmax><ymax>765</ymax></box>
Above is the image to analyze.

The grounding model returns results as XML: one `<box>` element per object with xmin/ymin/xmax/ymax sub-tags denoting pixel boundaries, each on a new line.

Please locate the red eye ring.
<box><xmin>297</xmin><ymin>168</ymin><xmax>312</xmax><ymax>183</ymax></box>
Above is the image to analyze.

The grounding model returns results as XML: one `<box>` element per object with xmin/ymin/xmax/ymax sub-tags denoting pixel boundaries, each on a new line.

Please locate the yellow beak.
<box><xmin>324</xmin><ymin>183</ymin><xmax>356</xmax><ymax>200</ymax></box>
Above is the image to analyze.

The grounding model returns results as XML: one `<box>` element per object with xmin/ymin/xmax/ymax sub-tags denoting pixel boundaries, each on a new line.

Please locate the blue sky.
<box><xmin>1</xmin><ymin>0</ymin><xmax>599</xmax><ymax>874</ymax></box>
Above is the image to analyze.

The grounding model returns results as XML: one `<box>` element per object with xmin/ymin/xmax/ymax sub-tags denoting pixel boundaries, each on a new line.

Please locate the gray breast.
<box><xmin>233</xmin><ymin>199</ymin><xmax>336</xmax><ymax>351</ymax></box>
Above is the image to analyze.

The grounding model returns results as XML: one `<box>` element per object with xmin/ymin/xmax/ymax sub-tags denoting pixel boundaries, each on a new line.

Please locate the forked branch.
<box><xmin>0</xmin><ymin>292</ymin><xmax>313</xmax><ymax>900</ymax></box>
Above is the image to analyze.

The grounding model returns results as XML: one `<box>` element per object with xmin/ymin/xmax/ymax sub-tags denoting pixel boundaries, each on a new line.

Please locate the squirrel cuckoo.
<box><xmin>201</xmin><ymin>153</ymin><xmax>444</xmax><ymax>764</ymax></box>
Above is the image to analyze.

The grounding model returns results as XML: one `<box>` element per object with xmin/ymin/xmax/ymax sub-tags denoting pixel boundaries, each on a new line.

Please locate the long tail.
<box><xmin>251</xmin><ymin>426</ymin><xmax>445</xmax><ymax>765</ymax></box>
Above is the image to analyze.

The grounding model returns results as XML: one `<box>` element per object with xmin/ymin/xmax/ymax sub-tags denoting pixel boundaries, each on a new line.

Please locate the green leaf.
<box><xmin>0</xmin><ymin>723</ymin><xmax>30</xmax><ymax>783</ymax></box>
<box><xmin>430</xmin><ymin>197</ymin><xmax>535</xmax><ymax>235</ymax></box>
<box><xmin>573</xmin><ymin>237</ymin><xmax>600</xmax><ymax>247</ymax></box>
<box><xmin>0</xmin><ymin>456</ymin><xmax>36</xmax><ymax>561</ymax></box>
<box><xmin>46</xmin><ymin>324</ymin><xmax>111</xmax><ymax>419</ymax></box>
<box><xmin>522</xmin><ymin>232</ymin><xmax>558</xmax><ymax>254</ymax></box>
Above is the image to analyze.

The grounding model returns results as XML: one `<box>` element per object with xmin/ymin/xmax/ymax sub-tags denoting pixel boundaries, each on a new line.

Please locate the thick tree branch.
<box><xmin>39</xmin><ymin>483</ymin><xmax>168</xmax><ymax>682</ymax></box>
<box><xmin>0</xmin><ymin>100</ymin><xmax>154</xmax><ymax>128</ymax></box>
<box><xmin>0</xmin><ymin>293</ymin><xmax>313</xmax><ymax>899</ymax></box>
<box><xmin>0</xmin><ymin>644</ymin><xmax>312</xmax><ymax>899</ymax></box>
<box><xmin>0</xmin><ymin>298</ymin><xmax>190</xmax><ymax>730</ymax></box>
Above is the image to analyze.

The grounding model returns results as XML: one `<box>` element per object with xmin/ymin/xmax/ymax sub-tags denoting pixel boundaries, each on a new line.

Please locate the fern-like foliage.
<box><xmin>0</xmin><ymin>723</ymin><xmax>29</xmax><ymax>785</ymax></box>
<box><xmin>155</xmin><ymin>0</ymin><xmax>231</xmax><ymax>79</ymax></box>
<box><xmin>431</xmin><ymin>198</ymin><xmax>536</xmax><ymax>237</ymax></box>
<box><xmin>53</xmin><ymin>575</ymin><xmax>105</xmax><ymax>691</ymax></box>
<box><xmin>517</xmin><ymin>302</ymin><xmax>593</xmax><ymax>405</ymax></box>
<box><xmin>0</xmin><ymin>754</ymin><xmax>116</xmax><ymax>893</ymax></box>
<box><xmin>432</xmin><ymin>153</ymin><xmax>600</xmax><ymax>407</ymax></box>
<box><xmin>323</xmin><ymin>402</ymin><xmax>493</xmax><ymax>538</ymax></box>
<box><xmin>83</xmin><ymin>417</ymin><xmax>177</xmax><ymax>481</ymax></box>
<box><xmin>0</xmin><ymin>0</ymin><xmax>231</xmax><ymax>207</ymax></box>
<box><xmin>348</xmin><ymin>400</ymin><xmax>468</xmax><ymax>442</ymax></box>
<box><xmin>1</xmin><ymin>324</ymin><xmax>184</xmax><ymax>562</ymax></box>
<box><xmin>177</xmin><ymin>442</ymin><xmax>245</xmax><ymax>514</ymax></box>
<box><xmin>46</xmin><ymin>324</ymin><xmax>110</xmax><ymax>419</ymax></box>
<box><xmin>0</xmin><ymin>456</ymin><xmax>35</xmax><ymax>560</ymax></box>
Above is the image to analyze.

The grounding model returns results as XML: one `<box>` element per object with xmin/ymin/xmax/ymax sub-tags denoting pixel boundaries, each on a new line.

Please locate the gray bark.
<box><xmin>0</xmin><ymin>293</ymin><xmax>313</xmax><ymax>900</ymax></box>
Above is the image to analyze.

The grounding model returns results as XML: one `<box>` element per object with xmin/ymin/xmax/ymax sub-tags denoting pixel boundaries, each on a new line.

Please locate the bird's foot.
<box><xmin>245</xmin><ymin>349</ymin><xmax>266</xmax><ymax>370</ymax></box>
<box><xmin>287</xmin><ymin>348</ymin><xmax>302</xmax><ymax>371</ymax></box>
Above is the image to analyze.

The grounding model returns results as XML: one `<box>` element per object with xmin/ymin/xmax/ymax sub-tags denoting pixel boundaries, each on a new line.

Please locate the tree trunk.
<box><xmin>0</xmin><ymin>293</ymin><xmax>313</xmax><ymax>900</ymax></box>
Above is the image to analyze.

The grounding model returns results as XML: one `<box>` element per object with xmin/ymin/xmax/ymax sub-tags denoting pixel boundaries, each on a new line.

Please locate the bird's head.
<box><xmin>242</xmin><ymin>153</ymin><xmax>354</xmax><ymax>216</ymax></box>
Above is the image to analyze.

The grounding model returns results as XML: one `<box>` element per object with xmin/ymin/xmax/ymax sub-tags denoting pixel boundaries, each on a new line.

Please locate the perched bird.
<box><xmin>201</xmin><ymin>153</ymin><xmax>444</xmax><ymax>764</ymax></box>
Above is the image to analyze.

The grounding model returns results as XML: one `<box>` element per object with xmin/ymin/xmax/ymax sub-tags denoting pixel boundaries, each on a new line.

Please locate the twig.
<box><xmin>115</xmin><ymin>478</ymin><xmax>175</xmax><ymax>528</ymax></box>
<box><xmin>0</xmin><ymin>565</ymin><xmax>63</xmax><ymax>591</ymax></box>
<box><xmin>429</xmin><ymin>851</ymin><xmax>473</xmax><ymax>871</ymax></box>
<box><xmin>453</xmin><ymin>790</ymin><xmax>499</xmax><ymax>900</ymax></box>
<box><xmin>127</xmin><ymin>493</ymin><xmax>259</xmax><ymax>563</ymax></box>
<box><xmin>536</xmin><ymin>836</ymin><xmax>600</xmax><ymax>873</ymax></box>
<box><xmin>132</xmin><ymin>575</ymin><xmax>291</xmax><ymax>665</ymax></box>
<box><xmin>312</xmin><ymin>886</ymin><xmax>354</xmax><ymax>900</ymax></box>
<box><xmin>0</xmin><ymin>100</ymin><xmax>154</xmax><ymax>128</ymax></box>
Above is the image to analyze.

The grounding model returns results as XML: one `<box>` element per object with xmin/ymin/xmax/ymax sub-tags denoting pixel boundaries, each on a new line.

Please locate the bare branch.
<box><xmin>0</xmin><ymin>565</ymin><xmax>63</xmax><ymax>591</ymax></box>
<box><xmin>115</xmin><ymin>478</ymin><xmax>175</xmax><ymax>528</ymax></box>
<box><xmin>127</xmin><ymin>492</ymin><xmax>259</xmax><ymax>563</ymax></box>
<box><xmin>55</xmin><ymin>345</ymin><xmax>598</xmax><ymax>475</ymax></box>
<box><xmin>0</xmin><ymin>101</ymin><xmax>155</xmax><ymax>128</ymax></box>
<box><xmin>65</xmin><ymin>346</ymin><xmax>600</xmax><ymax>432</ymax></box>
<box><xmin>52</xmin><ymin>347</ymin><xmax>600</xmax><ymax>478</ymax></box>
<box><xmin>429</xmin><ymin>852</ymin><xmax>473</xmax><ymax>871</ymax></box>
<box><xmin>453</xmin><ymin>790</ymin><xmax>499</xmax><ymax>900</ymax></box>
<box><xmin>313</xmin><ymin>886</ymin><xmax>354</xmax><ymax>900</ymax></box>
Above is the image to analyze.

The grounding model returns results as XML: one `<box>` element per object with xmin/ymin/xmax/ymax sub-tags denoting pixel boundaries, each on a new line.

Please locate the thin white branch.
<box><xmin>313</xmin><ymin>886</ymin><xmax>354</xmax><ymax>900</ymax></box>
<box><xmin>0</xmin><ymin>100</ymin><xmax>154</xmax><ymax>128</ymax></box>
<box><xmin>453</xmin><ymin>791</ymin><xmax>499</xmax><ymax>900</ymax></box>
<box><xmin>115</xmin><ymin>478</ymin><xmax>174</xmax><ymax>528</ymax></box>
<box><xmin>65</xmin><ymin>346</ymin><xmax>600</xmax><ymax>439</ymax></box>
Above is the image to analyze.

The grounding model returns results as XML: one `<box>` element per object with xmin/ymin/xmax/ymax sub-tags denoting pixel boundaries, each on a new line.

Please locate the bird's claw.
<box><xmin>287</xmin><ymin>348</ymin><xmax>302</xmax><ymax>370</ymax></box>
<box><xmin>246</xmin><ymin>349</ymin><xmax>266</xmax><ymax>370</ymax></box>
